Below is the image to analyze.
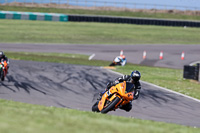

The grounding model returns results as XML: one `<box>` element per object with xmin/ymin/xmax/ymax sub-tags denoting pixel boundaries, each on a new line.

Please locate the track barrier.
<box><xmin>0</xmin><ymin>11</ymin><xmax>68</xmax><ymax>22</ymax></box>
<box><xmin>1</xmin><ymin>11</ymin><xmax>200</xmax><ymax>27</ymax></box>
<box><xmin>68</xmin><ymin>15</ymin><xmax>200</xmax><ymax>27</ymax></box>
<box><xmin>184</xmin><ymin>63</ymin><xmax>200</xmax><ymax>82</ymax></box>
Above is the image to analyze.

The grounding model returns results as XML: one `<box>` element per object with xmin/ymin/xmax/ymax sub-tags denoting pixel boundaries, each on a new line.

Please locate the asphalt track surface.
<box><xmin>1</xmin><ymin>43</ymin><xmax>200</xmax><ymax>69</ymax></box>
<box><xmin>1</xmin><ymin>43</ymin><xmax>200</xmax><ymax>127</ymax></box>
<box><xmin>0</xmin><ymin>59</ymin><xmax>200</xmax><ymax>128</ymax></box>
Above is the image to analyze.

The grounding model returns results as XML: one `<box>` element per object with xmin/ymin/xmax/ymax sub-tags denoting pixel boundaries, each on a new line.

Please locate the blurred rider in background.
<box><xmin>0</xmin><ymin>51</ymin><xmax>9</xmax><ymax>74</ymax></box>
<box><xmin>100</xmin><ymin>70</ymin><xmax>141</xmax><ymax>112</ymax></box>
<box><xmin>118</xmin><ymin>50</ymin><xmax>127</xmax><ymax>66</ymax></box>
<box><xmin>119</xmin><ymin>54</ymin><xmax>127</xmax><ymax>66</ymax></box>
<box><xmin>109</xmin><ymin>50</ymin><xmax>127</xmax><ymax>66</ymax></box>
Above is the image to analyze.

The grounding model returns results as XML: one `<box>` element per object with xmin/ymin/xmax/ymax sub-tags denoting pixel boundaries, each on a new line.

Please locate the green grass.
<box><xmin>1</xmin><ymin>19</ymin><xmax>200</xmax><ymax>44</ymax></box>
<box><xmin>6</xmin><ymin>52</ymin><xmax>110</xmax><ymax>66</ymax></box>
<box><xmin>0</xmin><ymin>99</ymin><xmax>199</xmax><ymax>133</ymax></box>
<box><xmin>6</xmin><ymin>51</ymin><xmax>200</xmax><ymax>100</ymax></box>
<box><xmin>1</xmin><ymin>5</ymin><xmax>200</xmax><ymax>21</ymax></box>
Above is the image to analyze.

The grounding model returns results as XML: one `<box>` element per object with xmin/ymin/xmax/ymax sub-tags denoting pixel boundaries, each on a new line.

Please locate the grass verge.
<box><xmin>1</xmin><ymin>19</ymin><xmax>200</xmax><ymax>44</ymax></box>
<box><xmin>1</xmin><ymin>5</ymin><xmax>200</xmax><ymax>21</ymax></box>
<box><xmin>0</xmin><ymin>99</ymin><xmax>199</xmax><ymax>133</ymax></box>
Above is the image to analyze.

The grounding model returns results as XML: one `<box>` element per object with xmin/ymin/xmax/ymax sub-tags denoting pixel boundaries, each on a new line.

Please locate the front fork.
<box><xmin>108</xmin><ymin>94</ymin><xmax>123</xmax><ymax>109</ymax></box>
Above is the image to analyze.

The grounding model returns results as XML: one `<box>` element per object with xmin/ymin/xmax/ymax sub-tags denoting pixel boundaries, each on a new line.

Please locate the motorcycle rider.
<box><xmin>118</xmin><ymin>55</ymin><xmax>127</xmax><ymax>66</ymax></box>
<box><xmin>109</xmin><ymin>54</ymin><xmax>127</xmax><ymax>66</ymax></box>
<box><xmin>0</xmin><ymin>51</ymin><xmax>9</xmax><ymax>74</ymax></box>
<box><xmin>100</xmin><ymin>70</ymin><xmax>141</xmax><ymax>112</ymax></box>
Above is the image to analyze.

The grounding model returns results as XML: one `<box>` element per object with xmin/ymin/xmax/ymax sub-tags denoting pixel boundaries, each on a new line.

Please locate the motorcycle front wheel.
<box><xmin>101</xmin><ymin>97</ymin><xmax>120</xmax><ymax>114</ymax></box>
<box><xmin>109</xmin><ymin>62</ymin><xmax>115</xmax><ymax>66</ymax></box>
<box><xmin>92</xmin><ymin>101</ymin><xmax>100</xmax><ymax>112</ymax></box>
<box><xmin>0</xmin><ymin>68</ymin><xmax>4</xmax><ymax>81</ymax></box>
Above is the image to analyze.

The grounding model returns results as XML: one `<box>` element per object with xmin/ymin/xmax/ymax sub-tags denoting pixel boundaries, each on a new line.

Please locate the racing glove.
<box><xmin>133</xmin><ymin>89</ymin><xmax>140</xmax><ymax>100</ymax></box>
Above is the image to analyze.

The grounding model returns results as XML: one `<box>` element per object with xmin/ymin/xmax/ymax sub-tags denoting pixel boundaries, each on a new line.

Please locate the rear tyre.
<box><xmin>101</xmin><ymin>97</ymin><xmax>120</xmax><ymax>114</ymax></box>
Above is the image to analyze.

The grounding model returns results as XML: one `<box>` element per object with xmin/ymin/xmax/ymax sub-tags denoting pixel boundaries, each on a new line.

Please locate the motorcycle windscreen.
<box><xmin>125</xmin><ymin>82</ymin><xmax>134</xmax><ymax>93</ymax></box>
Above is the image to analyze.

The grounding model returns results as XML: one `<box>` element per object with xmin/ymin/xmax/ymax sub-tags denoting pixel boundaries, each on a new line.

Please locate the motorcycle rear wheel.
<box><xmin>101</xmin><ymin>97</ymin><xmax>120</xmax><ymax>114</ymax></box>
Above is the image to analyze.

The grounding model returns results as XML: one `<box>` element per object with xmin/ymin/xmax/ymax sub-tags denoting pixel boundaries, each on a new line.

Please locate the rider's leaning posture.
<box><xmin>0</xmin><ymin>51</ymin><xmax>9</xmax><ymax>73</ymax></box>
<box><xmin>100</xmin><ymin>70</ymin><xmax>141</xmax><ymax>112</ymax></box>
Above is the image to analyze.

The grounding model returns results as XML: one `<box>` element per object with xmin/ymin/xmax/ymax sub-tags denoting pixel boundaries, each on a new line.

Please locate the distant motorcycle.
<box><xmin>92</xmin><ymin>81</ymin><xmax>134</xmax><ymax>114</ymax></box>
<box><xmin>0</xmin><ymin>60</ymin><xmax>8</xmax><ymax>81</ymax></box>
<box><xmin>109</xmin><ymin>55</ymin><xmax>127</xmax><ymax>66</ymax></box>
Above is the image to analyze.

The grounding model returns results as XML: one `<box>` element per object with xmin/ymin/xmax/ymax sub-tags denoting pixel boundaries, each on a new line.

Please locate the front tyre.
<box><xmin>0</xmin><ymin>68</ymin><xmax>4</xmax><ymax>81</ymax></box>
<box><xmin>101</xmin><ymin>97</ymin><xmax>120</xmax><ymax>114</ymax></box>
<box><xmin>109</xmin><ymin>62</ymin><xmax>115</xmax><ymax>66</ymax></box>
<box><xmin>92</xmin><ymin>101</ymin><xmax>100</xmax><ymax>112</ymax></box>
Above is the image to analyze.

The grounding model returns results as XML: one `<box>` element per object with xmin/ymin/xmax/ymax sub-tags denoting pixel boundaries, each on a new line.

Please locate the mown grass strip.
<box><xmin>6</xmin><ymin>51</ymin><xmax>200</xmax><ymax>100</ymax></box>
<box><xmin>1</xmin><ymin>19</ymin><xmax>200</xmax><ymax>44</ymax></box>
<box><xmin>7</xmin><ymin>52</ymin><xmax>110</xmax><ymax>66</ymax></box>
<box><xmin>0</xmin><ymin>98</ymin><xmax>199</xmax><ymax>133</ymax></box>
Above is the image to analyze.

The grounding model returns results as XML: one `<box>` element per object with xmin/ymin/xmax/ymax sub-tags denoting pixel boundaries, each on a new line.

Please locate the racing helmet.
<box><xmin>0</xmin><ymin>51</ymin><xmax>4</xmax><ymax>58</ymax></box>
<box><xmin>130</xmin><ymin>70</ymin><xmax>141</xmax><ymax>82</ymax></box>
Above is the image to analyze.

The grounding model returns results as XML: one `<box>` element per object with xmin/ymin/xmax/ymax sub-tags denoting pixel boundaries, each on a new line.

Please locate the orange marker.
<box><xmin>159</xmin><ymin>51</ymin><xmax>163</xmax><ymax>60</ymax></box>
<box><xmin>143</xmin><ymin>51</ymin><xmax>147</xmax><ymax>59</ymax></box>
<box><xmin>181</xmin><ymin>51</ymin><xmax>185</xmax><ymax>60</ymax></box>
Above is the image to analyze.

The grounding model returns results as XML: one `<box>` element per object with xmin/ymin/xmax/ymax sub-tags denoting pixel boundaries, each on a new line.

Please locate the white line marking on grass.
<box><xmin>89</xmin><ymin>53</ymin><xmax>95</xmax><ymax>60</ymax></box>
<box><xmin>104</xmin><ymin>68</ymin><xmax>200</xmax><ymax>103</ymax></box>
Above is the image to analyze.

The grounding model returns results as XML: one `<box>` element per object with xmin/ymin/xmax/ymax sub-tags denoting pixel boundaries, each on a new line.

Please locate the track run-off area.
<box><xmin>1</xmin><ymin>43</ymin><xmax>200</xmax><ymax>127</ymax></box>
<box><xmin>1</xmin><ymin>43</ymin><xmax>200</xmax><ymax>69</ymax></box>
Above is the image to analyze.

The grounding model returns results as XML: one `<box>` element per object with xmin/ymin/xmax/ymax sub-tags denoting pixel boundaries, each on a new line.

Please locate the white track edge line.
<box><xmin>103</xmin><ymin>68</ymin><xmax>200</xmax><ymax>103</ymax></box>
<box><xmin>189</xmin><ymin>61</ymin><xmax>200</xmax><ymax>66</ymax></box>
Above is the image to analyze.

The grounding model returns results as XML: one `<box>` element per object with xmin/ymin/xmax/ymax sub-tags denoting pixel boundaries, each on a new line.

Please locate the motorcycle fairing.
<box><xmin>98</xmin><ymin>81</ymin><xmax>134</xmax><ymax>111</ymax></box>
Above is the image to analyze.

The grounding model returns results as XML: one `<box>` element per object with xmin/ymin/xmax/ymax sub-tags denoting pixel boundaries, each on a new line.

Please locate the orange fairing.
<box><xmin>3</xmin><ymin>61</ymin><xmax>7</xmax><ymax>68</ymax></box>
<box><xmin>114</xmin><ymin>81</ymin><xmax>133</xmax><ymax>101</ymax></box>
<box><xmin>0</xmin><ymin>60</ymin><xmax>7</xmax><ymax>68</ymax></box>
<box><xmin>98</xmin><ymin>81</ymin><xmax>134</xmax><ymax>111</ymax></box>
<box><xmin>3</xmin><ymin>61</ymin><xmax>8</xmax><ymax>75</ymax></box>
<box><xmin>98</xmin><ymin>91</ymin><xmax>109</xmax><ymax>111</ymax></box>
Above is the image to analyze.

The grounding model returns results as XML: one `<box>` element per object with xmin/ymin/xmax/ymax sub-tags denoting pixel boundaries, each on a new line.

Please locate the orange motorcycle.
<box><xmin>92</xmin><ymin>81</ymin><xmax>134</xmax><ymax>114</ymax></box>
<box><xmin>0</xmin><ymin>60</ymin><xmax>8</xmax><ymax>81</ymax></box>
